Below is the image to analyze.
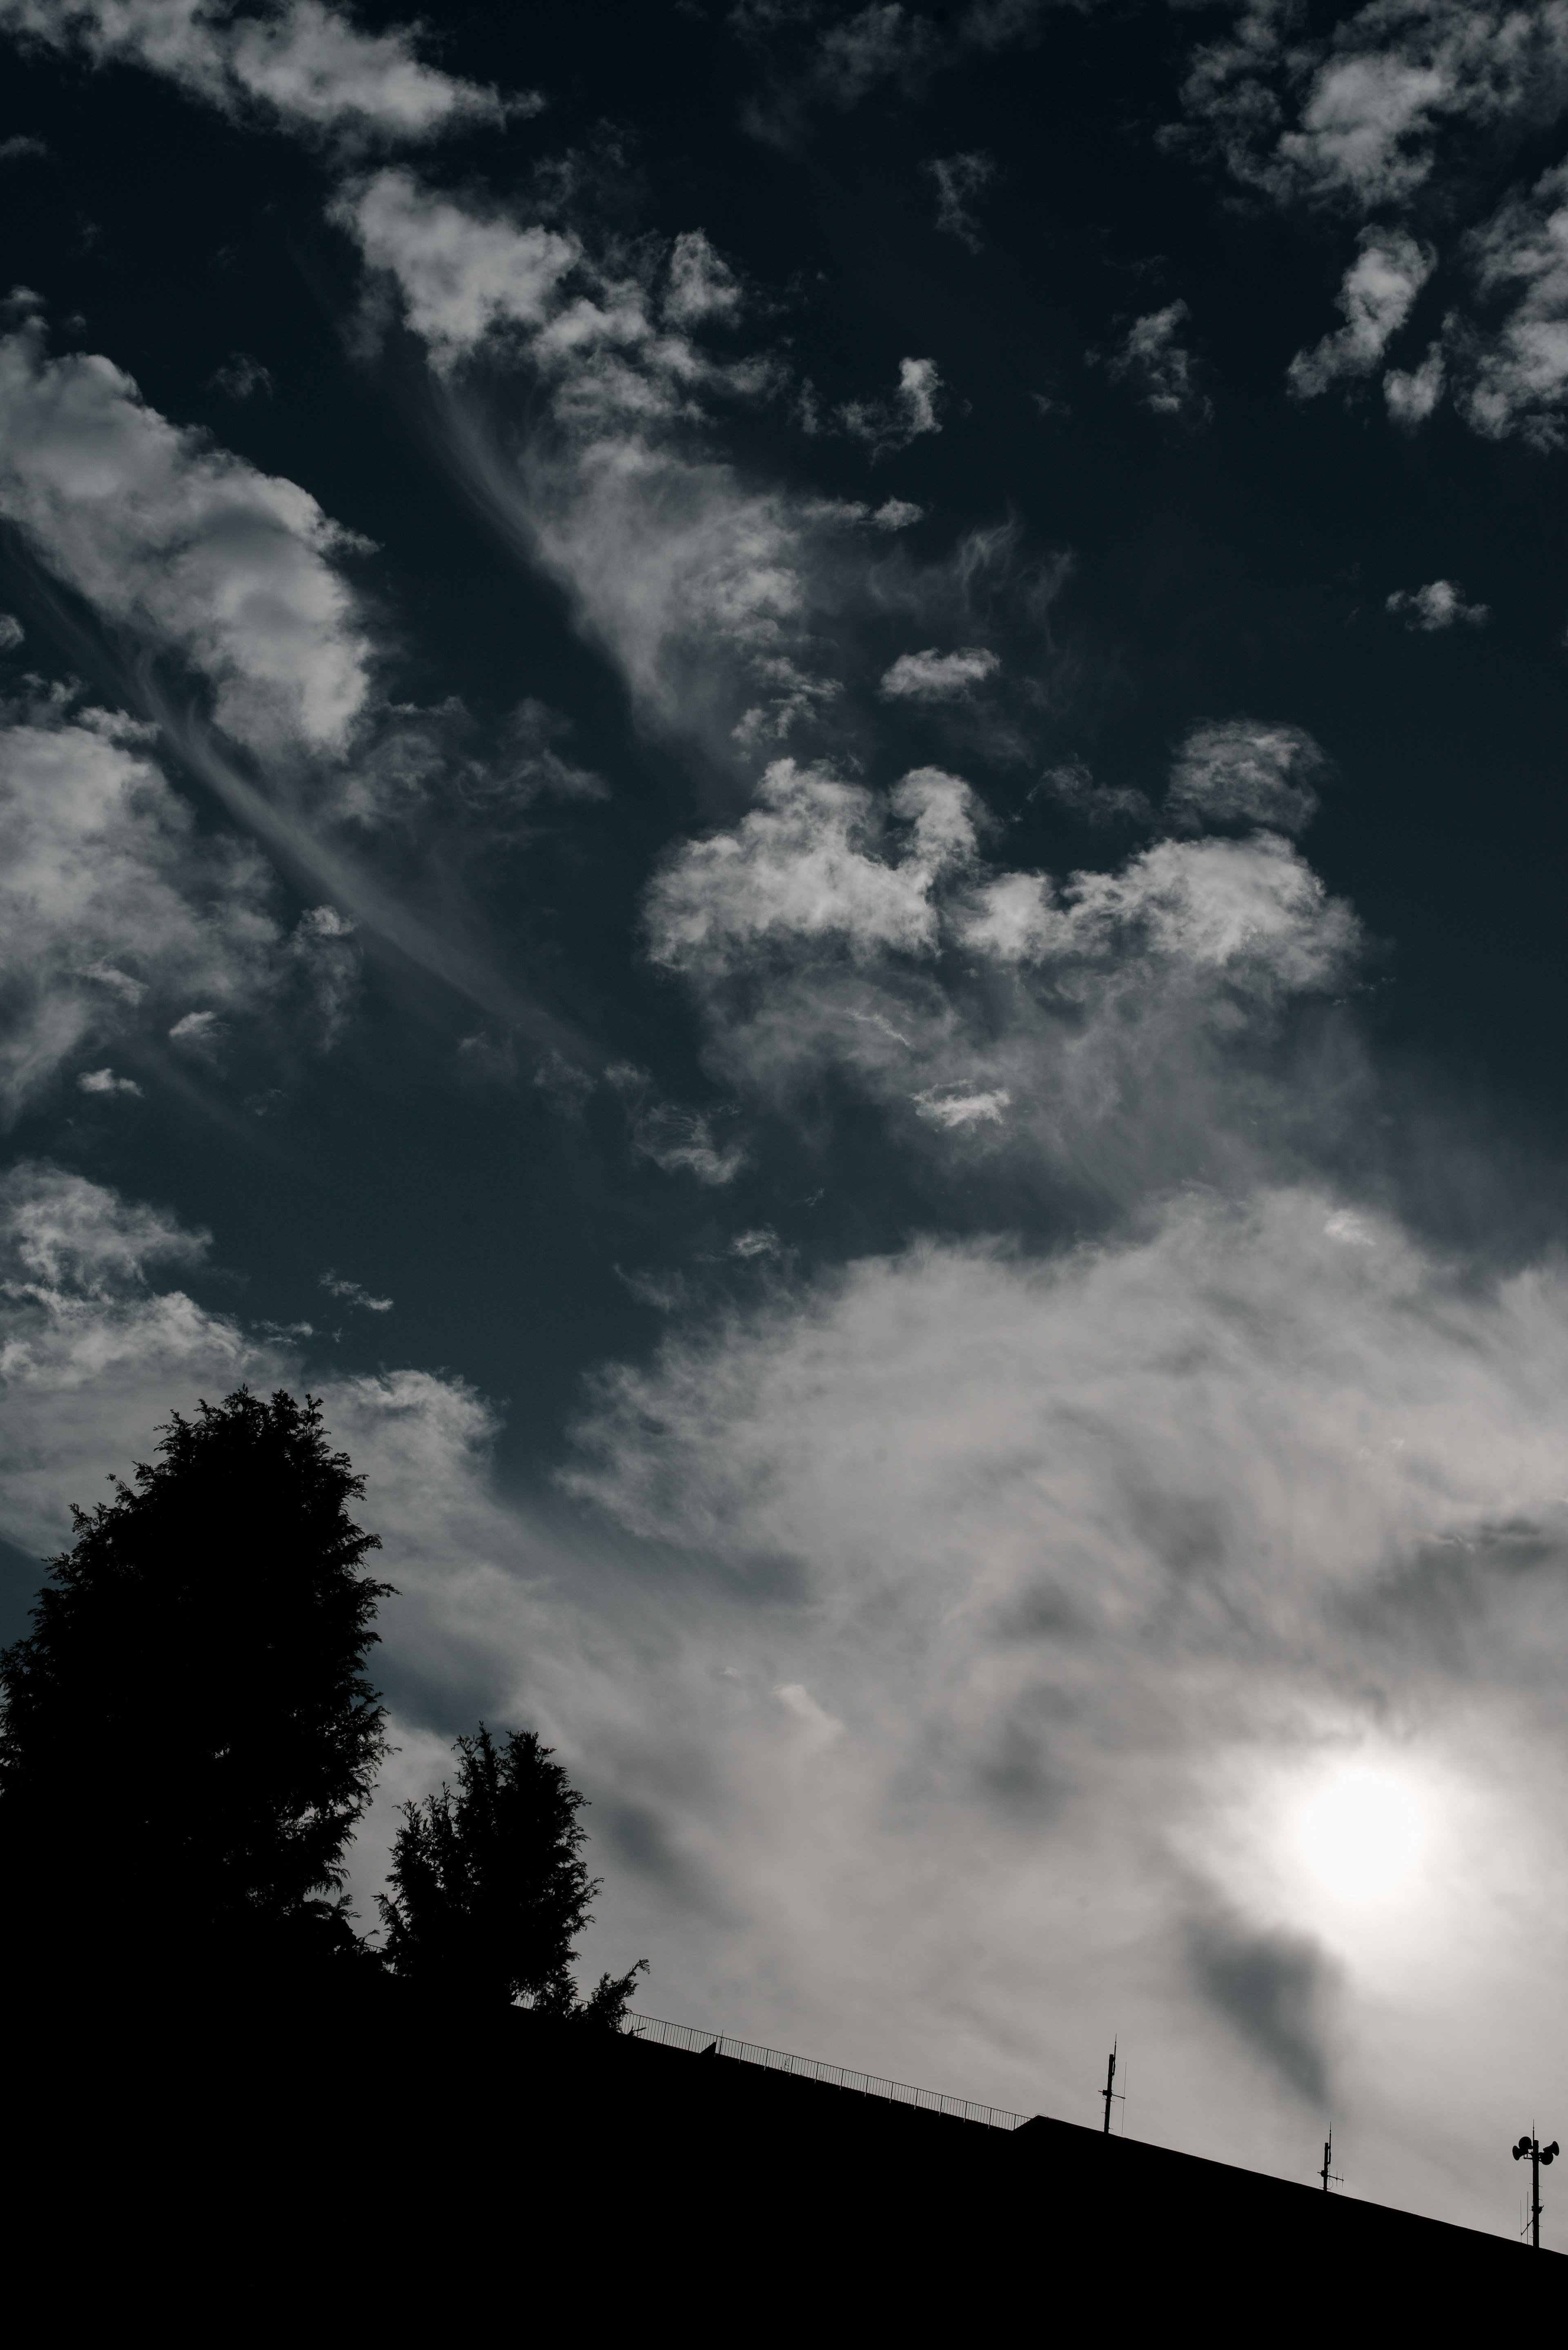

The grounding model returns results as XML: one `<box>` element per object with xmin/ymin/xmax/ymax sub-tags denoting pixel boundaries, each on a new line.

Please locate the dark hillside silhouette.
<box><xmin>381</xmin><ymin>1723</ymin><xmax>646</xmax><ymax>2022</ymax></box>
<box><xmin>0</xmin><ymin>1388</ymin><xmax>391</xmax><ymax>1982</ymax></box>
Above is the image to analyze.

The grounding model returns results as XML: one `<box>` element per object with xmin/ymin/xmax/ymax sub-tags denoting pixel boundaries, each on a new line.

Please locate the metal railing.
<box><xmin>627</xmin><ymin>2011</ymin><xmax>1027</xmax><ymax>2131</ymax></box>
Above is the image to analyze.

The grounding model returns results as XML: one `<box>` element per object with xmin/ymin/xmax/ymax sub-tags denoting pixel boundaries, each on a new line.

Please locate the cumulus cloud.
<box><xmin>1176</xmin><ymin>0</ymin><xmax>1568</xmax><ymax>213</ymax></box>
<box><xmin>644</xmin><ymin>754</ymin><xmax>1359</xmax><ymax>1214</ymax></box>
<box><xmin>926</xmin><ymin>151</ymin><xmax>995</xmax><ymax>251</ymax></box>
<box><xmin>1287</xmin><ymin>228</ymin><xmax>1435</xmax><ymax>399</ymax></box>
<box><xmin>1165</xmin><ymin>718</ymin><xmax>1326</xmax><ymax>837</ymax></box>
<box><xmin>76</xmin><ymin>1066</ymin><xmax>141</xmax><ymax>1097</ymax></box>
<box><xmin>0</xmin><ymin>0</ymin><xmax>520</xmax><ymax>145</ymax></box>
<box><xmin>836</xmin><ymin>356</ymin><xmax>945</xmax><ymax>454</ymax></box>
<box><xmin>1383</xmin><ymin>343</ymin><xmax>1446</xmax><ymax>424</ymax></box>
<box><xmin>647</xmin><ymin>760</ymin><xmax>978</xmax><ymax>975</ymax></box>
<box><xmin>0</xmin><ymin>321</ymin><xmax>372</xmax><ymax>752</ymax></box>
<box><xmin>1106</xmin><ymin>303</ymin><xmax>1210</xmax><ymax>422</ymax></box>
<box><xmin>879</xmin><ymin>647</ymin><xmax>1000</xmax><ymax>700</ymax></box>
<box><xmin>1460</xmin><ymin>161</ymin><xmax>1568</xmax><ymax>447</ymax></box>
<box><xmin>1385</xmin><ymin>580</ymin><xmax>1488</xmax><ymax>629</ymax></box>
<box><xmin>0</xmin><ymin>704</ymin><xmax>356</xmax><ymax>1117</ymax></box>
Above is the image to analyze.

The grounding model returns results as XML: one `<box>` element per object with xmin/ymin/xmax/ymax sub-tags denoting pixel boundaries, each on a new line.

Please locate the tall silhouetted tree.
<box><xmin>0</xmin><ymin>1388</ymin><xmax>392</xmax><ymax>1980</ymax></box>
<box><xmin>380</xmin><ymin>1725</ymin><xmax>645</xmax><ymax>2021</ymax></box>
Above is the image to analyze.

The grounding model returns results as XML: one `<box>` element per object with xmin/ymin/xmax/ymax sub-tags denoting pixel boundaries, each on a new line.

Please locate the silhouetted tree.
<box><xmin>0</xmin><ymin>1388</ymin><xmax>392</xmax><ymax>1979</ymax></box>
<box><xmin>380</xmin><ymin>1724</ymin><xmax>645</xmax><ymax>2021</ymax></box>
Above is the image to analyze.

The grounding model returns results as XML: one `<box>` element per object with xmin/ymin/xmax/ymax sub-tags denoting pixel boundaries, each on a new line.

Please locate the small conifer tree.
<box><xmin>380</xmin><ymin>1724</ymin><xmax>645</xmax><ymax>2021</ymax></box>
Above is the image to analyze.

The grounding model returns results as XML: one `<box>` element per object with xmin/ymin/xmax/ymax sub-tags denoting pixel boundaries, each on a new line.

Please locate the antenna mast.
<box><xmin>1320</xmin><ymin>2127</ymin><xmax>1341</xmax><ymax>2194</ymax></box>
<box><xmin>1101</xmin><ymin>2040</ymin><xmax>1124</xmax><ymax>2136</ymax></box>
<box><xmin>1512</xmin><ymin>2130</ymin><xmax>1560</xmax><ymax>2248</ymax></box>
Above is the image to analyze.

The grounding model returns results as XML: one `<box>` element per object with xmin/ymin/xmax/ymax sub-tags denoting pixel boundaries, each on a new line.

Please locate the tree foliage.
<box><xmin>380</xmin><ymin>1724</ymin><xmax>645</xmax><ymax>2021</ymax></box>
<box><xmin>0</xmin><ymin>1388</ymin><xmax>392</xmax><ymax>1970</ymax></box>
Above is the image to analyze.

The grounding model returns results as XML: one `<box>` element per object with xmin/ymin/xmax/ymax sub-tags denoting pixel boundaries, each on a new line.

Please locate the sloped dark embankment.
<box><xmin>6</xmin><ymin>1989</ymin><xmax>1559</xmax><ymax>2326</ymax></box>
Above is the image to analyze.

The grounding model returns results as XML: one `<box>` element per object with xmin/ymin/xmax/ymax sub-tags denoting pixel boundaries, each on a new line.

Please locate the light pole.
<box><xmin>1512</xmin><ymin>2131</ymin><xmax>1559</xmax><ymax>2247</ymax></box>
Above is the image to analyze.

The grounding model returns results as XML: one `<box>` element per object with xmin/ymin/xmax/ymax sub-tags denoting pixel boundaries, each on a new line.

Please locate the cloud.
<box><xmin>11</xmin><ymin>1160</ymin><xmax>1568</xmax><ymax>2222</ymax></box>
<box><xmin>336</xmin><ymin>171</ymin><xmax>846</xmax><ymax>754</ymax></box>
<box><xmin>836</xmin><ymin>356</ymin><xmax>945</xmax><ymax>453</ymax></box>
<box><xmin>926</xmin><ymin>151</ymin><xmax>995</xmax><ymax>251</ymax></box>
<box><xmin>0</xmin><ymin>0</ymin><xmax>520</xmax><ymax>146</ymax></box>
<box><xmin>0</xmin><ymin>321</ymin><xmax>372</xmax><ymax>752</ymax></box>
<box><xmin>739</xmin><ymin>1</ymin><xmax>1048</xmax><ymax>143</ymax></box>
<box><xmin>1187</xmin><ymin>1909</ymin><xmax>1341</xmax><ymax>2102</ymax></box>
<box><xmin>210</xmin><ymin>352</ymin><xmax>273</xmax><ymax>402</ymax></box>
<box><xmin>1287</xmin><ymin>228</ymin><xmax>1435</xmax><ymax>399</ymax></box>
<box><xmin>1038</xmin><ymin>756</ymin><xmax>1154</xmax><ymax>830</ymax></box>
<box><xmin>0</xmin><ymin>613</ymin><xmax>22</xmax><ymax>650</ymax></box>
<box><xmin>646</xmin><ymin>760</ymin><xmax>979</xmax><ymax>974</ymax></box>
<box><xmin>878</xmin><ymin>647</ymin><xmax>1000</xmax><ymax>700</ymax></box>
<box><xmin>0</xmin><ymin>132</ymin><xmax>46</xmax><ymax>160</ymax></box>
<box><xmin>559</xmin><ymin>1176</ymin><xmax>1568</xmax><ymax>2184</ymax></box>
<box><xmin>76</xmin><ymin>1066</ymin><xmax>141</xmax><ymax>1097</ymax></box>
<box><xmin>1165</xmin><ymin>718</ymin><xmax>1326</xmax><ymax>836</ymax></box>
<box><xmin>0</xmin><ymin>703</ymin><xmax>356</xmax><ymax>1117</ymax></box>
<box><xmin>1383</xmin><ymin>343</ymin><xmax>1446</xmax><ymax>425</ymax></box>
<box><xmin>320</xmin><ymin>1270</ymin><xmax>393</xmax><ymax>1312</ymax></box>
<box><xmin>644</xmin><ymin>754</ymin><xmax>1360</xmax><ymax>1217</ymax></box>
<box><xmin>1106</xmin><ymin>302</ymin><xmax>1210</xmax><ymax>422</ymax></box>
<box><xmin>1385</xmin><ymin>580</ymin><xmax>1488</xmax><ymax>630</ymax></box>
<box><xmin>1175</xmin><ymin>0</ymin><xmax>1568</xmax><ymax>214</ymax></box>
<box><xmin>1460</xmin><ymin>160</ymin><xmax>1568</xmax><ymax>447</ymax></box>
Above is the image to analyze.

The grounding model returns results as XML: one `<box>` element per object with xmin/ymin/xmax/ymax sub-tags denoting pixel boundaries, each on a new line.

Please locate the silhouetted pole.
<box><xmin>1512</xmin><ymin>2131</ymin><xmax>1559</xmax><ymax>2247</ymax></box>
<box><xmin>1101</xmin><ymin>2040</ymin><xmax>1123</xmax><ymax>2135</ymax></box>
<box><xmin>1320</xmin><ymin>2128</ymin><xmax>1341</xmax><ymax>2193</ymax></box>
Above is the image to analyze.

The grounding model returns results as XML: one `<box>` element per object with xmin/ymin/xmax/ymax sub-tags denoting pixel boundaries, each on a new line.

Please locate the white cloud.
<box><xmin>1165</xmin><ymin>718</ymin><xmax>1325</xmax><ymax>836</ymax></box>
<box><xmin>646</xmin><ymin>759</ymin><xmax>979</xmax><ymax>975</ymax></box>
<box><xmin>1177</xmin><ymin>0</ymin><xmax>1568</xmax><ymax>213</ymax></box>
<box><xmin>664</xmin><ymin>230</ymin><xmax>742</xmax><ymax>330</ymax></box>
<box><xmin>76</xmin><ymin>1066</ymin><xmax>141</xmax><ymax>1097</ymax></box>
<box><xmin>913</xmin><ymin>1083</ymin><xmax>1011</xmax><ymax>1128</ymax></box>
<box><xmin>1385</xmin><ymin>580</ymin><xmax>1488</xmax><ymax>629</ymax></box>
<box><xmin>0</xmin><ymin>613</ymin><xmax>22</xmax><ymax>649</ymax></box>
<box><xmin>0</xmin><ymin>0</ymin><xmax>519</xmax><ymax>145</ymax></box>
<box><xmin>1107</xmin><ymin>302</ymin><xmax>1210</xmax><ymax>422</ymax></box>
<box><xmin>320</xmin><ymin>1269</ymin><xmax>393</xmax><ymax>1312</ymax></box>
<box><xmin>926</xmin><ymin>150</ymin><xmax>995</xmax><ymax>251</ymax></box>
<box><xmin>1287</xmin><ymin>228</ymin><xmax>1435</xmax><ymax>399</ymax></box>
<box><xmin>559</xmin><ymin>1178</ymin><xmax>1568</xmax><ymax>2225</ymax></box>
<box><xmin>16</xmin><ymin>1157</ymin><xmax>1568</xmax><ymax>2234</ymax></box>
<box><xmin>0</xmin><ymin>705</ymin><xmax>353</xmax><ymax>1117</ymax></box>
<box><xmin>1383</xmin><ymin>343</ymin><xmax>1446</xmax><ymax>424</ymax></box>
<box><xmin>878</xmin><ymin>646</ymin><xmax>1000</xmax><ymax>701</ymax></box>
<box><xmin>837</xmin><ymin>355</ymin><xmax>945</xmax><ymax>453</ymax></box>
<box><xmin>340</xmin><ymin>170</ymin><xmax>581</xmax><ymax>366</ymax></box>
<box><xmin>645</xmin><ymin>754</ymin><xmax>1360</xmax><ymax>1211</ymax></box>
<box><xmin>1461</xmin><ymin>160</ymin><xmax>1568</xmax><ymax>447</ymax></box>
<box><xmin>0</xmin><ymin>322</ymin><xmax>372</xmax><ymax>752</ymax></box>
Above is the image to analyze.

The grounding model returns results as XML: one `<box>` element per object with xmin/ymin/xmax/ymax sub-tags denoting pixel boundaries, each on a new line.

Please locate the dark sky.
<box><xmin>3</xmin><ymin>0</ymin><xmax>1568</xmax><ymax>2237</ymax></box>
